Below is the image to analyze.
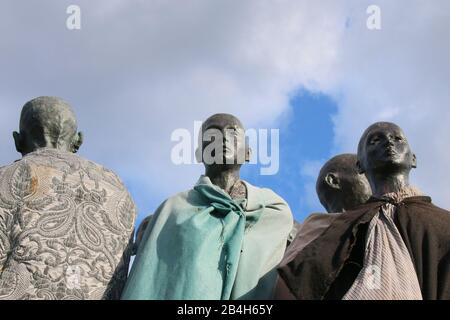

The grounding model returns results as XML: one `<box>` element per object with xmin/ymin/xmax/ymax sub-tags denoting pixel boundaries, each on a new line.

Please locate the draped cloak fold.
<box><xmin>277</xmin><ymin>196</ymin><xmax>450</xmax><ymax>300</ymax></box>
<box><xmin>122</xmin><ymin>176</ymin><xmax>293</xmax><ymax>300</ymax></box>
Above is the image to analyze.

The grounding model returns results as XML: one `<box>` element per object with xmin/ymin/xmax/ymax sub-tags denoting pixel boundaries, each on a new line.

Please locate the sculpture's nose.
<box><xmin>386</xmin><ymin>134</ymin><xmax>395</xmax><ymax>146</ymax></box>
<box><xmin>223</xmin><ymin>131</ymin><xmax>232</xmax><ymax>148</ymax></box>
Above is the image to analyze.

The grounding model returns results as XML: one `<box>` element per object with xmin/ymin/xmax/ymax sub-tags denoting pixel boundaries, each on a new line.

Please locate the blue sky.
<box><xmin>241</xmin><ymin>90</ymin><xmax>338</xmax><ymax>222</ymax></box>
<box><xmin>1</xmin><ymin>1</ymin><xmax>450</xmax><ymax>230</ymax></box>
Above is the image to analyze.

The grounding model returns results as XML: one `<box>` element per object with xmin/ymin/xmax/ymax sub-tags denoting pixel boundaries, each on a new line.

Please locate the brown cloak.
<box><xmin>277</xmin><ymin>196</ymin><xmax>450</xmax><ymax>300</ymax></box>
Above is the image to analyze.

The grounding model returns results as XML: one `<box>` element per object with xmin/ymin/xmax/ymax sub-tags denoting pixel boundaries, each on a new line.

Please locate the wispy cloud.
<box><xmin>1</xmin><ymin>0</ymin><xmax>449</xmax><ymax>220</ymax></box>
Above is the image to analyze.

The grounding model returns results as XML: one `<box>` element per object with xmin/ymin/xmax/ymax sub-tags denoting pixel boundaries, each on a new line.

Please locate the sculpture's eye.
<box><xmin>225</xmin><ymin>127</ymin><xmax>240</xmax><ymax>138</ymax></box>
<box><xmin>395</xmin><ymin>136</ymin><xmax>403</xmax><ymax>141</ymax></box>
<box><xmin>369</xmin><ymin>136</ymin><xmax>380</xmax><ymax>145</ymax></box>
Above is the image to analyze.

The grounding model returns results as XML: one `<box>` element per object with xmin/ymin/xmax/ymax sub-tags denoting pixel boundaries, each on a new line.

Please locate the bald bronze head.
<box><xmin>357</xmin><ymin>122</ymin><xmax>416</xmax><ymax>197</ymax></box>
<box><xmin>13</xmin><ymin>96</ymin><xmax>83</xmax><ymax>156</ymax></box>
<box><xmin>195</xmin><ymin>113</ymin><xmax>250</xmax><ymax>170</ymax></box>
<box><xmin>316</xmin><ymin>153</ymin><xmax>372</xmax><ymax>213</ymax></box>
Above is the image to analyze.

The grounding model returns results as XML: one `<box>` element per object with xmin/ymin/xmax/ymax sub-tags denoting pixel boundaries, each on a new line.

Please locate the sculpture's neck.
<box><xmin>328</xmin><ymin>201</ymin><xmax>344</xmax><ymax>214</ymax></box>
<box><xmin>205</xmin><ymin>166</ymin><xmax>241</xmax><ymax>195</ymax></box>
<box><xmin>368</xmin><ymin>171</ymin><xmax>410</xmax><ymax>198</ymax></box>
<box><xmin>22</xmin><ymin>145</ymin><xmax>72</xmax><ymax>157</ymax></box>
<box><xmin>20</xmin><ymin>133</ymin><xmax>74</xmax><ymax>156</ymax></box>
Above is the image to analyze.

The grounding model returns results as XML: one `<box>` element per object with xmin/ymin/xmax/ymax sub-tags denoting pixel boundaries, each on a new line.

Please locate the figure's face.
<box><xmin>317</xmin><ymin>154</ymin><xmax>372</xmax><ymax>212</ymax></box>
<box><xmin>329</xmin><ymin>162</ymin><xmax>372</xmax><ymax>212</ymax></box>
<box><xmin>360</xmin><ymin>123</ymin><xmax>415</xmax><ymax>173</ymax></box>
<box><xmin>201</xmin><ymin>115</ymin><xmax>247</xmax><ymax>166</ymax></box>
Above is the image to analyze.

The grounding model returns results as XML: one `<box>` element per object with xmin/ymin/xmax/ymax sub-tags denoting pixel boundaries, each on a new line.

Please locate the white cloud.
<box><xmin>0</xmin><ymin>0</ymin><xmax>348</xmax><ymax>212</ymax></box>
<box><xmin>329</xmin><ymin>1</ymin><xmax>450</xmax><ymax>208</ymax></box>
<box><xmin>1</xmin><ymin>0</ymin><xmax>449</xmax><ymax>217</ymax></box>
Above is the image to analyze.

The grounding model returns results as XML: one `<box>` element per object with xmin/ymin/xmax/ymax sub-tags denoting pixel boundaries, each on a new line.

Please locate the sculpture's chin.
<box><xmin>371</xmin><ymin>158</ymin><xmax>412</xmax><ymax>175</ymax></box>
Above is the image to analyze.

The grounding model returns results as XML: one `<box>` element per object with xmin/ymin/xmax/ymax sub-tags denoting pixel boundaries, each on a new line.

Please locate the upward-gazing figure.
<box><xmin>278</xmin><ymin>122</ymin><xmax>450</xmax><ymax>300</ymax></box>
<box><xmin>0</xmin><ymin>96</ymin><xmax>137</xmax><ymax>300</ymax></box>
<box><xmin>122</xmin><ymin>113</ymin><xmax>293</xmax><ymax>300</ymax></box>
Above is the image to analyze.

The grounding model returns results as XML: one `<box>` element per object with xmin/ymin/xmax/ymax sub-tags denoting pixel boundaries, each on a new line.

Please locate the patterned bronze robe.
<box><xmin>0</xmin><ymin>148</ymin><xmax>136</xmax><ymax>300</ymax></box>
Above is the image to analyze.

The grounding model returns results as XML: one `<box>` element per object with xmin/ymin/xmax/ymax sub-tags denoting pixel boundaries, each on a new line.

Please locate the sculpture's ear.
<box><xmin>325</xmin><ymin>172</ymin><xmax>340</xmax><ymax>190</ymax></box>
<box><xmin>356</xmin><ymin>160</ymin><xmax>365</xmax><ymax>174</ymax></box>
<box><xmin>71</xmin><ymin>131</ymin><xmax>83</xmax><ymax>153</ymax></box>
<box><xmin>411</xmin><ymin>153</ymin><xmax>417</xmax><ymax>168</ymax></box>
<box><xmin>13</xmin><ymin>131</ymin><xmax>23</xmax><ymax>155</ymax></box>
<box><xmin>195</xmin><ymin>147</ymin><xmax>202</xmax><ymax>163</ymax></box>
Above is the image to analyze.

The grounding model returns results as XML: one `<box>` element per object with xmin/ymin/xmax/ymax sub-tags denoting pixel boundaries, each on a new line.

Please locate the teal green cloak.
<box><xmin>121</xmin><ymin>176</ymin><xmax>293</xmax><ymax>300</ymax></box>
